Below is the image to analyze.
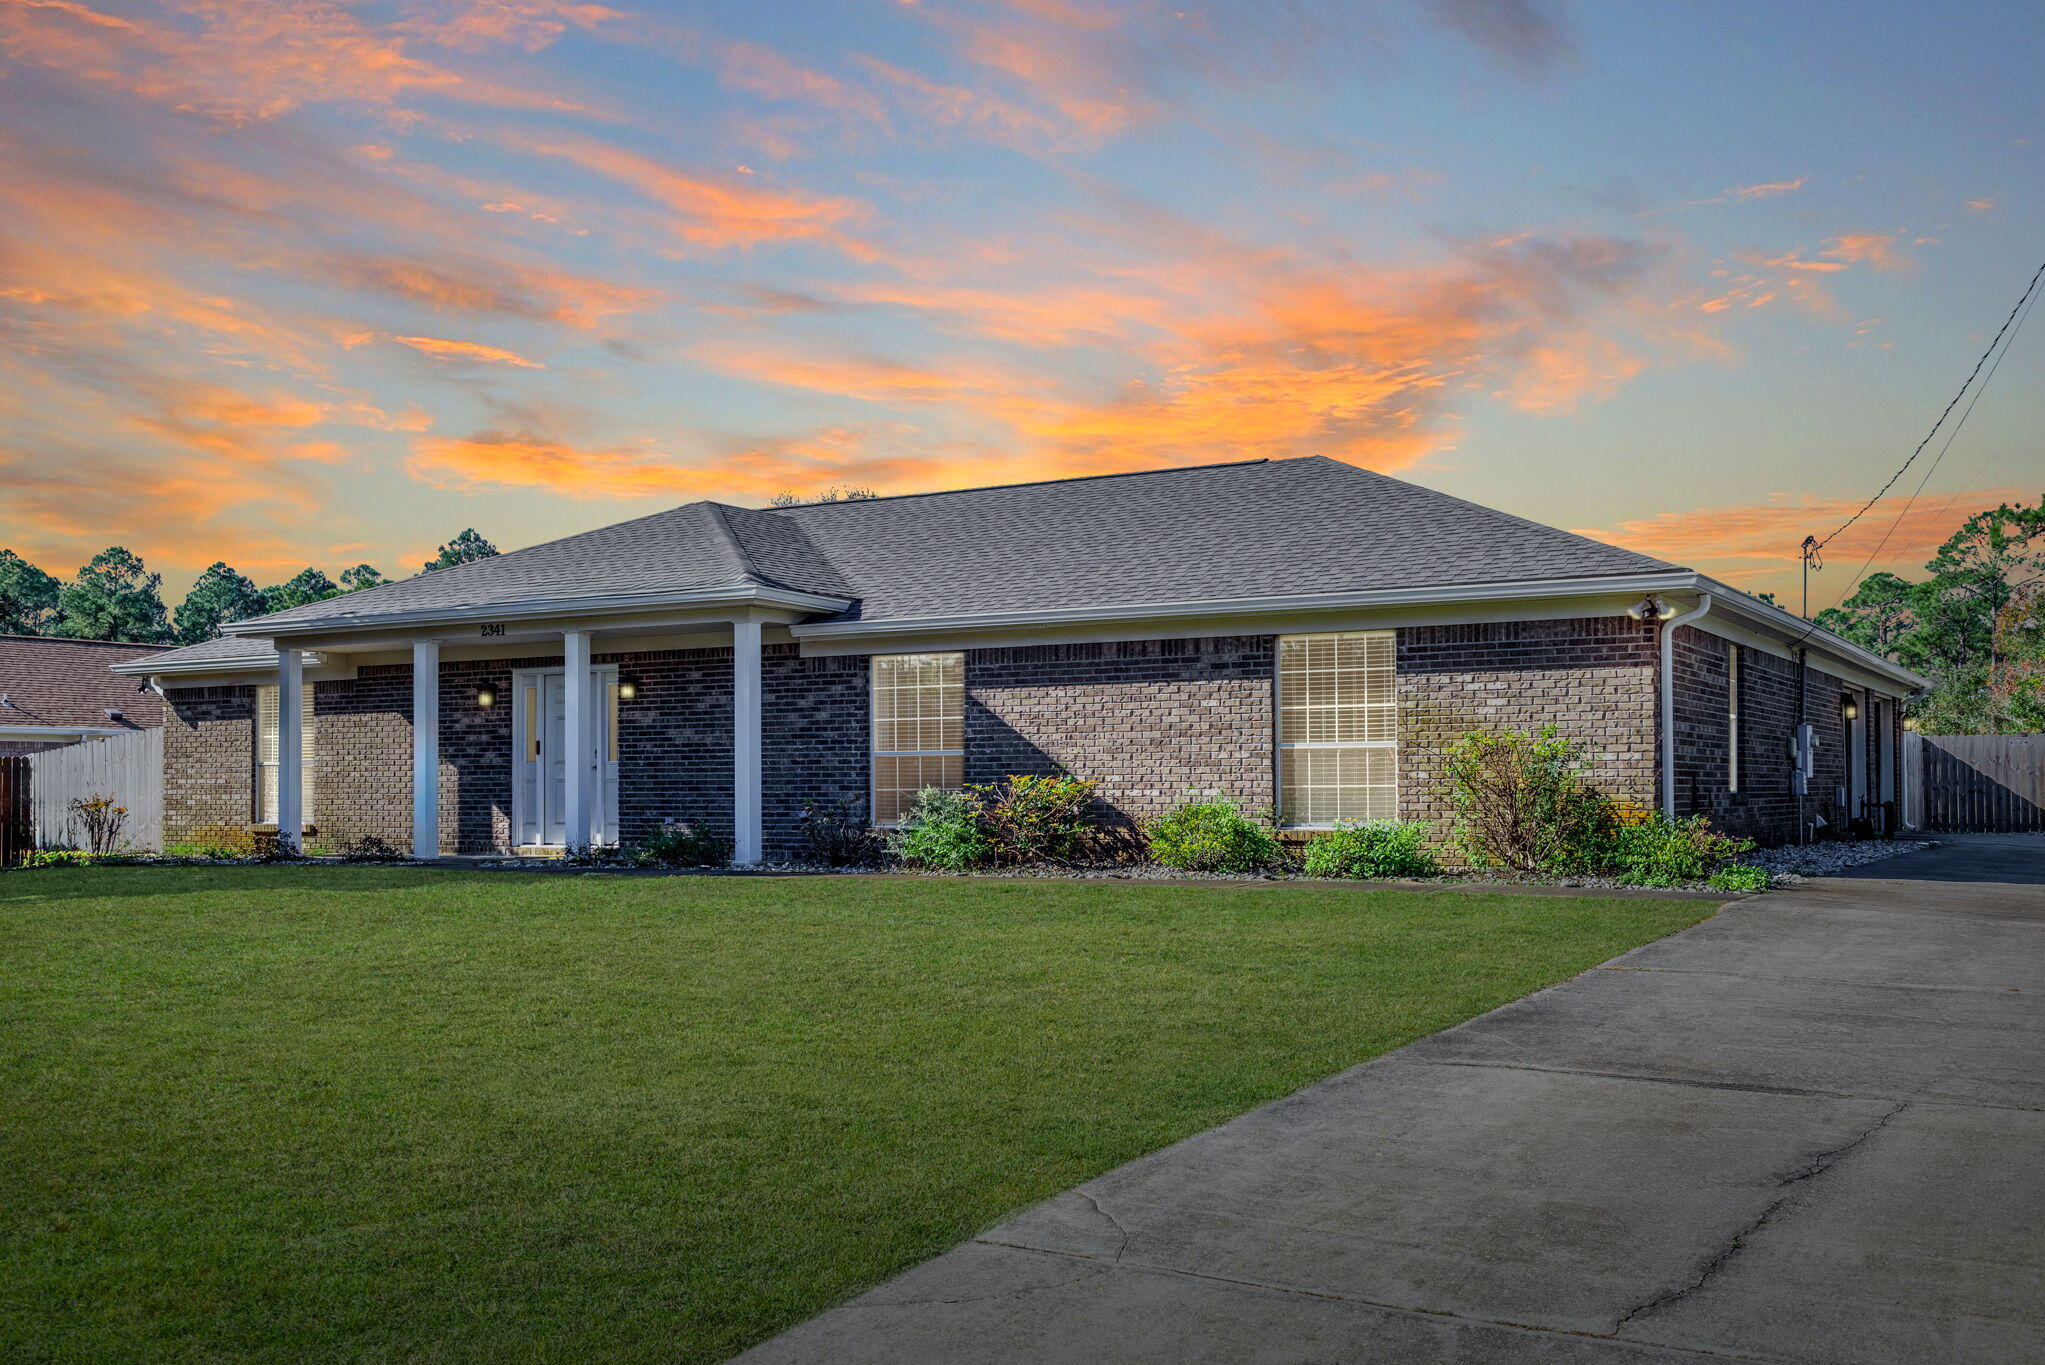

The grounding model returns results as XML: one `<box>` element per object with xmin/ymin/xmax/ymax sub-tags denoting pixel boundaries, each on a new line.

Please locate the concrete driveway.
<box><xmin>736</xmin><ymin>836</ymin><xmax>2045</xmax><ymax>1364</ymax></box>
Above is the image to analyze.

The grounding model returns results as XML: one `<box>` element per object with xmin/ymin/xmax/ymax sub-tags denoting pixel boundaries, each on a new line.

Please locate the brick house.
<box><xmin>118</xmin><ymin>458</ymin><xmax>1924</xmax><ymax>859</ymax></box>
<box><xmin>0</xmin><ymin>635</ymin><xmax>164</xmax><ymax>756</ymax></box>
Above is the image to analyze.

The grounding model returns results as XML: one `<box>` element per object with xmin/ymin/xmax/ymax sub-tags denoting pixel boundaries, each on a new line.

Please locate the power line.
<box><xmin>1821</xmin><ymin>269</ymin><xmax>2042</xmax><ymax>609</ymax></box>
<box><xmin>1809</xmin><ymin>257</ymin><xmax>2045</xmax><ymax>557</ymax></box>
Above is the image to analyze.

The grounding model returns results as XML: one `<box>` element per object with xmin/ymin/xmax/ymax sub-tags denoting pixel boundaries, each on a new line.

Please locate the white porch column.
<box><xmin>276</xmin><ymin>646</ymin><xmax>303</xmax><ymax>854</ymax></box>
<box><xmin>732</xmin><ymin>617</ymin><xmax>763</xmax><ymax>864</ymax></box>
<box><xmin>563</xmin><ymin>630</ymin><xmax>594</xmax><ymax>850</ymax></box>
<box><xmin>411</xmin><ymin>639</ymin><xmax>440</xmax><ymax>859</ymax></box>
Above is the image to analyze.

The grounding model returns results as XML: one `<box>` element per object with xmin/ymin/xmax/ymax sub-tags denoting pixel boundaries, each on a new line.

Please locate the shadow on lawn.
<box><xmin>0</xmin><ymin>864</ymin><xmax>529</xmax><ymax>902</ymax></box>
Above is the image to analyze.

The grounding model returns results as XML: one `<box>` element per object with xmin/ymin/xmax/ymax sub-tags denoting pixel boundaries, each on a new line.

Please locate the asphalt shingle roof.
<box><xmin>117</xmin><ymin>634</ymin><xmax>279</xmax><ymax>674</ymax></box>
<box><xmin>218</xmin><ymin>456</ymin><xmax>1677</xmax><ymax>639</ymax></box>
<box><xmin>0</xmin><ymin>635</ymin><xmax>166</xmax><ymax>728</ymax></box>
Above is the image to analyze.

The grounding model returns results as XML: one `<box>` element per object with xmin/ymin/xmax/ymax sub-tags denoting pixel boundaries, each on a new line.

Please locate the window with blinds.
<box><xmin>1278</xmin><ymin>631</ymin><xmax>1397</xmax><ymax>827</ymax></box>
<box><xmin>256</xmin><ymin>684</ymin><xmax>316</xmax><ymax>827</ymax></box>
<box><xmin>871</xmin><ymin>653</ymin><xmax>964</xmax><ymax>826</ymax></box>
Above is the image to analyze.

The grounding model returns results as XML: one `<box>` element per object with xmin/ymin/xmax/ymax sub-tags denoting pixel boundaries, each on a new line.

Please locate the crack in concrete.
<box><xmin>1611</xmin><ymin>1100</ymin><xmax>1909</xmax><ymax>1333</ymax></box>
<box><xmin>1424</xmin><ymin>1059</ymin><xmax>1866</xmax><ymax>1100</ymax></box>
<box><xmin>1600</xmin><ymin>964</ymin><xmax>2027</xmax><ymax>995</ymax></box>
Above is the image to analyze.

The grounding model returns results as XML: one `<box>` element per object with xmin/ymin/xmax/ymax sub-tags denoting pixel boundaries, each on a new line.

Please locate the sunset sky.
<box><xmin>1</xmin><ymin>0</ymin><xmax>2038</xmax><ymax>610</ymax></box>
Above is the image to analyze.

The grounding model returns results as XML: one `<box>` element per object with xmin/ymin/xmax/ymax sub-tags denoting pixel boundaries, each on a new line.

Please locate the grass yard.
<box><xmin>0</xmin><ymin>868</ymin><xmax>1710</xmax><ymax>1363</ymax></box>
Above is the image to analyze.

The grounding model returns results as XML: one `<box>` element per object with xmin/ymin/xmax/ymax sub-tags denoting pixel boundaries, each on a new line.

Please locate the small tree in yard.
<box><xmin>1442</xmin><ymin>727</ymin><xmax>1610</xmax><ymax>872</ymax></box>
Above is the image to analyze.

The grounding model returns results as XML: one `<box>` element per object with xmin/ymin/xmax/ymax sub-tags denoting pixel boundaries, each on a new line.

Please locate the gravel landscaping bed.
<box><xmin>1744</xmin><ymin>836</ymin><xmax>1936</xmax><ymax>883</ymax></box>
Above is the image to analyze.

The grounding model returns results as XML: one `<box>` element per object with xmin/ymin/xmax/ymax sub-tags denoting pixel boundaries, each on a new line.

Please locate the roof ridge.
<box><xmin>699</xmin><ymin>502</ymin><xmax>772</xmax><ymax>588</ymax></box>
<box><xmin>1338</xmin><ymin>463</ymin><xmax>1682</xmax><ymax>573</ymax></box>
<box><xmin>763</xmin><ymin>458</ymin><xmax>1271</xmax><ymax>512</ymax></box>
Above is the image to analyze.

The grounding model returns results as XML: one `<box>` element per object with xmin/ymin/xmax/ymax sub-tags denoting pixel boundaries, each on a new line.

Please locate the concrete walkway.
<box><xmin>736</xmin><ymin>836</ymin><xmax>2045</xmax><ymax>1364</ymax></box>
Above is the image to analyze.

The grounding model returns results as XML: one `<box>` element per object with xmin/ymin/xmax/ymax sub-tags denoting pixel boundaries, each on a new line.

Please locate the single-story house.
<box><xmin>0</xmin><ymin>634</ymin><xmax>165</xmax><ymax>756</ymax></box>
<box><xmin>118</xmin><ymin>457</ymin><xmax>1925</xmax><ymax>860</ymax></box>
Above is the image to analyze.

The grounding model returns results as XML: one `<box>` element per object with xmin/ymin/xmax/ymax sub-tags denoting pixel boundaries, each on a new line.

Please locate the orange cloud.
<box><xmin>1577</xmin><ymin>487</ymin><xmax>2038</xmax><ymax>584</ymax></box>
<box><xmin>392</xmin><ymin>334</ymin><xmax>546</xmax><ymax>367</ymax></box>
<box><xmin>501</xmin><ymin>131</ymin><xmax>875</xmax><ymax>257</ymax></box>
<box><xmin>408</xmin><ymin>424</ymin><xmax>938</xmax><ymax>502</ymax></box>
<box><xmin>1965</xmin><ymin>197</ymin><xmax>1996</xmax><ymax>212</ymax></box>
<box><xmin>1823</xmin><ymin>233</ymin><xmax>1907</xmax><ymax>271</ymax></box>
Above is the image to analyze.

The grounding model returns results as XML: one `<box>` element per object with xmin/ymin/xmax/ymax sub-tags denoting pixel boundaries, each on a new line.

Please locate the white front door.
<box><xmin>513</xmin><ymin>667</ymin><xmax>620</xmax><ymax>848</ymax></box>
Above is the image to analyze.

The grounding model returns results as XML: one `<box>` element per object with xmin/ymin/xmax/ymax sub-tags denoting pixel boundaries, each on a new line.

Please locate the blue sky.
<box><xmin>0</xmin><ymin>0</ymin><xmax>2037</xmax><ymax>608</ymax></box>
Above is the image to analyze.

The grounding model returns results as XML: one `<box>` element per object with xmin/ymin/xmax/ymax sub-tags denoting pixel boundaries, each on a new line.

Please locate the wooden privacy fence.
<box><xmin>1905</xmin><ymin>731</ymin><xmax>2044</xmax><ymax>833</ymax></box>
<box><xmin>0</xmin><ymin>757</ymin><xmax>28</xmax><ymax>866</ymax></box>
<box><xmin>27</xmin><ymin>728</ymin><xmax>164</xmax><ymax>852</ymax></box>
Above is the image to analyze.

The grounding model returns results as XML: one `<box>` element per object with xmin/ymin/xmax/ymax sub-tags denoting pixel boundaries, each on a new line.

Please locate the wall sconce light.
<box><xmin>1625</xmin><ymin>594</ymin><xmax>1675</xmax><ymax>622</ymax></box>
<box><xmin>616</xmin><ymin>679</ymin><xmax>638</xmax><ymax>701</ymax></box>
<box><xmin>1903</xmin><ymin>716</ymin><xmax>1919</xmax><ymax>731</ymax></box>
<box><xmin>1841</xmin><ymin>697</ymin><xmax>1859</xmax><ymax>721</ymax></box>
<box><xmin>475</xmin><ymin>684</ymin><xmax>498</xmax><ymax>709</ymax></box>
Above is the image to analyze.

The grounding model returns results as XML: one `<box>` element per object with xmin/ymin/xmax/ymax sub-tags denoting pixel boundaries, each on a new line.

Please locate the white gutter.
<box><xmin>1660</xmin><ymin>592</ymin><xmax>1713</xmax><ymax>818</ymax></box>
<box><xmin>0</xmin><ymin>723</ymin><xmax>138</xmax><ymax>740</ymax></box>
<box><xmin>218</xmin><ymin>584</ymin><xmax>850</xmax><ymax>638</ymax></box>
<box><xmin>792</xmin><ymin>571</ymin><xmax>1699</xmax><ymax>640</ymax></box>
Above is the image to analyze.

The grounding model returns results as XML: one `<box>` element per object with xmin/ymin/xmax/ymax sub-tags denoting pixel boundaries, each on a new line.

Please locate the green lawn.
<box><xmin>1</xmin><ymin>868</ymin><xmax>1710</xmax><ymax>1363</ymax></box>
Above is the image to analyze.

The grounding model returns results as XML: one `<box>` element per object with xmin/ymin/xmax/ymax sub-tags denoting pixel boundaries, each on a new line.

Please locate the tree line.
<box><xmin>0</xmin><ymin>531</ymin><xmax>500</xmax><ymax>646</ymax></box>
<box><xmin>1815</xmin><ymin>496</ymin><xmax>2044</xmax><ymax>733</ymax></box>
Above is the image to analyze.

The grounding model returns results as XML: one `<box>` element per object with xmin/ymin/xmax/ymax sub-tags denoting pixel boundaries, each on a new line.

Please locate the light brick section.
<box><xmin>964</xmin><ymin>637</ymin><xmax>1276</xmax><ymax>826</ymax></box>
<box><xmin>161</xmin><ymin>685</ymin><xmax>256</xmax><ymax>844</ymax></box>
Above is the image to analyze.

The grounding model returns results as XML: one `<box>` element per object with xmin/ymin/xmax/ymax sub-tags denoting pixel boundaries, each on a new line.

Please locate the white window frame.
<box><xmin>1726</xmin><ymin>645</ymin><xmax>1740</xmax><ymax>792</ymax></box>
<box><xmin>870</xmin><ymin>652</ymin><xmax>964</xmax><ymax>828</ymax></box>
<box><xmin>255</xmin><ymin>683</ymin><xmax>315</xmax><ymax>828</ymax></box>
<box><xmin>1277</xmin><ymin>630</ymin><xmax>1398</xmax><ymax>829</ymax></box>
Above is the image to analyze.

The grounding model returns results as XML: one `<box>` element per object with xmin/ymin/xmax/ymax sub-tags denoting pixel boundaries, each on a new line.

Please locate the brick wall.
<box><xmin>161</xmin><ymin>684</ymin><xmax>255</xmax><ymax>845</ymax></box>
<box><xmin>1671</xmin><ymin>626</ymin><xmax>1866</xmax><ymax>845</ymax></box>
<box><xmin>963</xmin><ymin>637</ymin><xmax>1276</xmax><ymax>825</ymax></box>
<box><xmin>311</xmin><ymin>667</ymin><xmax>411</xmax><ymax>851</ymax></box>
<box><xmin>764</xmin><ymin>647</ymin><xmax>869</xmax><ymax>858</ymax></box>
<box><xmin>1397</xmin><ymin>617</ymin><xmax>1659</xmax><ymax>834</ymax></box>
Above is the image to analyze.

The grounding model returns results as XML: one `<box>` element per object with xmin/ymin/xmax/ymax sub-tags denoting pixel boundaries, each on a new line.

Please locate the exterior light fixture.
<box><xmin>475</xmin><ymin>684</ymin><xmax>498</xmax><ymax>709</ymax></box>
<box><xmin>1841</xmin><ymin>697</ymin><xmax>1859</xmax><ymax>721</ymax></box>
<box><xmin>1627</xmin><ymin>595</ymin><xmax>1675</xmax><ymax>622</ymax></box>
<box><xmin>1903</xmin><ymin>716</ymin><xmax>1919</xmax><ymax>731</ymax></box>
<box><xmin>617</xmin><ymin>679</ymin><xmax>638</xmax><ymax>701</ymax></box>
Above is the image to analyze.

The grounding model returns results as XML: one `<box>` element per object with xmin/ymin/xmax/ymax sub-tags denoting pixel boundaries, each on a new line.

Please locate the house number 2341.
<box><xmin>479</xmin><ymin>622</ymin><xmax>507</xmax><ymax>637</ymax></box>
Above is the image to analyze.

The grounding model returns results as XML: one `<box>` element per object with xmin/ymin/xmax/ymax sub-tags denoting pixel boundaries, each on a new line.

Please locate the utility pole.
<box><xmin>1799</xmin><ymin>535</ymin><xmax>1821</xmax><ymax>618</ymax></box>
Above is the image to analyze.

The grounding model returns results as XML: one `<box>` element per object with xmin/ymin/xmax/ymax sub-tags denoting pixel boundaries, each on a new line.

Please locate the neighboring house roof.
<box><xmin>222</xmin><ymin>457</ymin><xmax>1673</xmax><ymax>635</ymax></box>
<box><xmin>115</xmin><ymin>633</ymin><xmax>279</xmax><ymax>676</ymax></box>
<box><xmin>0</xmin><ymin>635</ymin><xmax>166</xmax><ymax>730</ymax></box>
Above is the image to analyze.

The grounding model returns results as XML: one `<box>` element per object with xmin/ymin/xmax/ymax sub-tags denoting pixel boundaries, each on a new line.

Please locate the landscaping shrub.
<box><xmin>1145</xmin><ymin>797</ymin><xmax>1281</xmax><ymax>874</ymax></box>
<box><xmin>971</xmin><ymin>773</ymin><xmax>1098</xmax><ymax>864</ymax></box>
<box><xmin>797</xmin><ymin>797</ymin><xmax>880</xmax><ymax>866</ymax></box>
<box><xmin>1300</xmin><ymin>820</ymin><xmax>1440</xmax><ymax>879</ymax></box>
<box><xmin>339</xmin><ymin>835</ymin><xmax>406</xmax><ymax>863</ymax></box>
<box><xmin>634</xmin><ymin>818</ymin><xmax>731</xmax><ymax>868</ymax></box>
<box><xmin>1708</xmin><ymin>864</ymin><xmax>1771</xmax><ymax>894</ymax></box>
<box><xmin>19</xmin><ymin>849</ymin><xmax>107</xmax><ymax>868</ymax></box>
<box><xmin>1444</xmin><ymin>726</ymin><xmax>1611</xmax><ymax>872</ymax></box>
<box><xmin>1606</xmin><ymin>813</ymin><xmax>1755</xmax><ymax>886</ymax></box>
<box><xmin>163</xmin><ymin>826</ymin><xmax>258</xmax><ymax>861</ymax></box>
<box><xmin>888</xmin><ymin>788</ymin><xmax>993</xmax><ymax>872</ymax></box>
<box><xmin>68</xmin><ymin>795</ymin><xmax>130</xmax><ymax>855</ymax></box>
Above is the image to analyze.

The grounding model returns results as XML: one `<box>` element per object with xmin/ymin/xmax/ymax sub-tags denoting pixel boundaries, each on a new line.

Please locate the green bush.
<box><xmin>1604</xmin><ymin>812</ymin><xmax>1755</xmax><ymax>886</ymax></box>
<box><xmin>1708</xmin><ymin>864</ymin><xmax>1770</xmax><ymax>894</ymax></box>
<box><xmin>889</xmin><ymin>788</ymin><xmax>993</xmax><ymax>872</ymax></box>
<box><xmin>634</xmin><ymin>819</ymin><xmax>731</xmax><ymax>868</ymax></box>
<box><xmin>1145</xmin><ymin>798</ymin><xmax>1281</xmax><ymax>874</ymax></box>
<box><xmin>1300</xmin><ymin>821</ymin><xmax>1441</xmax><ymax>879</ymax></box>
<box><xmin>339</xmin><ymin>835</ymin><xmax>406</xmax><ymax>864</ymax></box>
<box><xmin>972</xmin><ymin>773</ymin><xmax>1098</xmax><ymax>864</ymax></box>
<box><xmin>1444</xmin><ymin>727</ymin><xmax>1612</xmax><ymax>872</ymax></box>
<box><xmin>796</xmin><ymin>797</ymin><xmax>879</xmax><ymax>866</ymax></box>
<box><xmin>19</xmin><ymin>849</ymin><xmax>105</xmax><ymax>869</ymax></box>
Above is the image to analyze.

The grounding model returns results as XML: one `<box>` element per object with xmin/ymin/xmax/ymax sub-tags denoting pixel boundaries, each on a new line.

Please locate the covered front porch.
<box><xmin>261</xmin><ymin>589</ymin><xmax>851</xmax><ymax>864</ymax></box>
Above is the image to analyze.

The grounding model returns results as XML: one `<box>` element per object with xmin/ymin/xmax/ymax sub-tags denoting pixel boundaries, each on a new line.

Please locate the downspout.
<box><xmin>1659</xmin><ymin>592</ymin><xmax>1714</xmax><ymax>819</ymax></box>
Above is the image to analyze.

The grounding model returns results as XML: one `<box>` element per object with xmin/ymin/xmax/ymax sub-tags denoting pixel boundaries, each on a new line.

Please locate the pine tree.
<box><xmin>55</xmin><ymin>547</ymin><xmax>171</xmax><ymax>643</ymax></box>
<box><xmin>260</xmin><ymin>568</ymin><xmax>341</xmax><ymax>614</ymax></box>
<box><xmin>0</xmin><ymin>549</ymin><xmax>62</xmax><ymax>635</ymax></box>
<box><xmin>422</xmin><ymin>530</ymin><xmax>499</xmax><ymax>572</ymax></box>
<box><xmin>175</xmin><ymin>562</ymin><xmax>267</xmax><ymax>644</ymax></box>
